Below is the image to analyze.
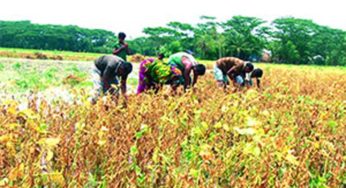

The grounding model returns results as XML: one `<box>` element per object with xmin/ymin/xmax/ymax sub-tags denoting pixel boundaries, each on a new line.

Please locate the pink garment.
<box><xmin>137</xmin><ymin>58</ymin><xmax>155</xmax><ymax>94</ymax></box>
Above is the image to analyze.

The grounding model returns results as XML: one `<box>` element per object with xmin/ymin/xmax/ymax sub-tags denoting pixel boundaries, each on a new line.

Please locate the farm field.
<box><xmin>0</xmin><ymin>54</ymin><xmax>345</xmax><ymax>187</ymax></box>
<box><xmin>0</xmin><ymin>48</ymin><xmax>104</xmax><ymax>61</ymax></box>
<box><xmin>0</xmin><ymin>58</ymin><xmax>140</xmax><ymax>104</ymax></box>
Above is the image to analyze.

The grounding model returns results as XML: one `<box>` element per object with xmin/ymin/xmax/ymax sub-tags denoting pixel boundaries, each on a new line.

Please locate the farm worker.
<box><xmin>113</xmin><ymin>32</ymin><xmax>130</xmax><ymax>61</ymax></box>
<box><xmin>91</xmin><ymin>55</ymin><xmax>132</xmax><ymax>101</ymax></box>
<box><xmin>243</xmin><ymin>68</ymin><xmax>263</xmax><ymax>88</ymax></box>
<box><xmin>214</xmin><ymin>57</ymin><xmax>254</xmax><ymax>88</ymax></box>
<box><xmin>137</xmin><ymin>54</ymin><xmax>183</xmax><ymax>94</ymax></box>
<box><xmin>168</xmin><ymin>52</ymin><xmax>206</xmax><ymax>90</ymax></box>
<box><xmin>137</xmin><ymin>53</ymin><xmax>164</xmax><ymax>94</ymax></box>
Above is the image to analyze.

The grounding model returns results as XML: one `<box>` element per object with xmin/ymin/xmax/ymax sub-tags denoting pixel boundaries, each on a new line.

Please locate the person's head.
<box><xmin>118</xmin><ymin>32</ymin><xmax>126</xmax><ymax>42</ymax></box>
<box><xmin>251</xmin><ymin>68</ymin><xmax>263</xmax><ymax>78</ymax></box>
<box><xmin>193</xmin><ymin>64</ymin><xmax>206</xmax><ymax>76</ymax></box>
<box><xmin>244</xmin><ymin>62</ymin><xmax>254</xmax><ymax>73</ymax></box>
<box><xmin>158</xmin><ymin>53</ymin><xmax>165</xmax><ymax>60</ymax></box>
<box><xmin>117</xmin><ymin>62</ymin><xmax>132</xmax><ymax>77</ymax></box>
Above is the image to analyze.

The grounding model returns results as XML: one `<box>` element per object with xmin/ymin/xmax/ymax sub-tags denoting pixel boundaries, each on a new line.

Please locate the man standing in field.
<box><xmin>214</xmin><ymin>57</ymin><xmax>254</xmax><ymax>88</ymax></box>
<box><xmin>168</xmin><ymin>52</ymin><xmax>206</xmax><ymax>90</ymax></box>
<box><xmin>91</xmin><ymin>55</ymin><xmax>132</xmax><ymax>102</ymax></box>
<box><xmin>113</xmin><ymin>32</ymin><xmax>130</xmax><ymax>61</ymax></box>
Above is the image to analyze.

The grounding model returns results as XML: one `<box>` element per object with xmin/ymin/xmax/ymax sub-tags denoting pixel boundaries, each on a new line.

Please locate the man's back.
<box><xmin>169</xmin><ymin>52</ymin><xmax>197</xmax><ymax>71</ymax></box>
<box><xmin>216</xmin><ymin>57</ymin><xmax>244</xmax><ymax>74</ymax></box>
<box><xmin>94</xmin><ymin>55</ymin><xmax>122</xmax><ymax>78</ymax></box>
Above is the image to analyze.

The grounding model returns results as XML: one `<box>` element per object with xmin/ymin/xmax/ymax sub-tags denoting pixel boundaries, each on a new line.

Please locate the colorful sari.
<box><xmin>136</xmin><ymin>58</ymin><xmax>182</xmax><ymax>94</ymax></box>
<box><xmin>137</xmin><ymin>58</ymin><xmax>155</xmax><ymax>94</ymax></box>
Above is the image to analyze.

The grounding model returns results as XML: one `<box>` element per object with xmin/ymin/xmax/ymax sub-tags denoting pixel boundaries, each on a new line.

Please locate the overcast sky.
<box><xmin>1</xmin><ymin>0</ymin><xmax>345</xmax><ymax>38</ymax></box>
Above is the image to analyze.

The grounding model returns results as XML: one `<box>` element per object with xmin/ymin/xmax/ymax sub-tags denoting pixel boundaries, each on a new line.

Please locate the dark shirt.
<box><xmin>114</xmin><ymin>43</ymin><xmax>128</xmax><ymax>61</ymax></box>
<box><xmin>94</xmin><ymin>55</ymin><xmax>123</xmax><ymax>81</ymax></box>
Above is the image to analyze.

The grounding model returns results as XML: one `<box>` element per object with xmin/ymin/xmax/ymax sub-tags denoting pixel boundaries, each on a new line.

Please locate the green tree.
<box><xmin>194</xmin><ymin>16</ymin><xmax>225</xmax><ymax>60</ymax></box>
<box><xmin>222</xmin><ymin>16</ymin><xmax>266</xmax><ymax>60</ymax></box>
<box><xmin>0</xmin><ymin>21</ymin><xmax>115</xmax><ymax>53</ymax></box>
<box><xmin>269</xmin><ymin>17</ymin><xmax>346</xmax><ymax>66</ymax></box>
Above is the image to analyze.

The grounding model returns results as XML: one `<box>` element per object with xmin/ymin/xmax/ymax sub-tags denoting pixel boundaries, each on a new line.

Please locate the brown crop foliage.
<box><xmin>0</xmin><ymin>65</ymin><xmax>345</xmax><ymax>187</ymax></box>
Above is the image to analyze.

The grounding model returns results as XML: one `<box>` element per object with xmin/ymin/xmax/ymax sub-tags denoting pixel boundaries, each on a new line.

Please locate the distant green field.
<box><xmin>0</xmin><ymin>58</ymin><xmax>140</xmax><ymax>102</ymax></box>
<box><xmin>0</xmin><ymin>47</ymin><xmax>105</xmax><ymax>61</ymax></box>
<box><xmin>0</xmin><ymin>47</ymin><xmax>102</xmax><ymax>56</ymax></box>
<box><xmin>0</xmin><ymin>59</ymin><xmax>93</xmax><ymax>93</ymax></box>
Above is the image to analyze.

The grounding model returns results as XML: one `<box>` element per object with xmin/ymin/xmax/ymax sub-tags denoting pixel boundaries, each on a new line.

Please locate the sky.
<box><xmin>1</xmin><ymin>0</ymin><xmax>345</xmax><ymax>38</ymax></box>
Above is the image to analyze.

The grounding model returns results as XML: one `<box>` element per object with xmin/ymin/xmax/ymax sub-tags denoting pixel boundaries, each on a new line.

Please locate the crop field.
<box><xmin>0</xmin><ymin>48</ymin><xmax>103</xmax><ymax>61</ymax></box>
<box><xmin>0</xmin><ymin>58</ymin><xmax>140</xmax><ymax>104</ymax></box>
<box><xmin>0</xmin><ymin>54</ymin><xmax>345</xmax><ymax>187</ymax></box>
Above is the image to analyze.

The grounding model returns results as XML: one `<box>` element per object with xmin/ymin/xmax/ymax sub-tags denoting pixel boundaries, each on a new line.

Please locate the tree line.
<box><xmin>0</xmin><ymin>20</ymin><xmax>115</xmax><ymax>53</ymax></box>
<box><xmin>1</xmin><ymin>17</ymin><xmax>346</xmax><ymax>66</ymax></box>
